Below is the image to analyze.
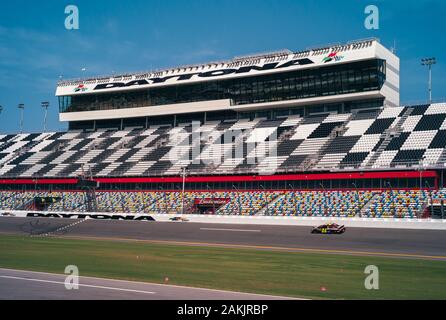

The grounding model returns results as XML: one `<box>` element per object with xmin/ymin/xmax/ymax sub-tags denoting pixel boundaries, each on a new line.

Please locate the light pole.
<box><xmin>419</xmin><ymin>156</ymin><xmax>426</xmax><ymax>194</ymax></box>
<box><xmin>18</xmin><ymin>104</ymin><xmax>25</xmax><ymax>133</ymax></box>
<box><xmin>0</xmin><ymin>106</ymin><xmax>3</xmax><ymax>133</ymax></box>
<box><xmin>352</xmin><ymin>182</ymin><xmax>359</xmax><ymax>217</ymax></box>
<box><xmin>41</xmin><ymin>102</ymin><xmax>49</xmax><ymax>132</ymax></box>
<box><xmin>386</xmin><ymin>181</ymin><xmax>396</xmax><ymax>218</ymax></box>
<box><xmin>425</xmin><ymin>181</ymin><xmax>434</xmax><ymax>218</ymax></box>
<box><xmin>181</xmin><ymin>167</ymin><xmax>187</xmax><ymax>215</ymax></box>
<box><xmin>288</xmin><ymin>184</ymin><xmax>296</xmax><ymax>216</ymax></box>
<box><xmin>421</xmin><ymin>58</ymin><xmax>436</xmax><ymax>103</ymax></box>
<box><xmin>260</xmin><ymin>185</ymin><xmax>268</xmax><ymax>216</ymax></box>
<box><xmin>232</xmin><ymin>185</ymin><xmax>242</xmax><ymax>215</ymax></box>
<box><xmin>159</xmin><ymin>186</ymin><xmax>167</xmax><ymax>215</ymax></box>
<box><xmin>207</xmin><ymin>184</ymin><xmax>216</xmax><ymax>215</ymax></box>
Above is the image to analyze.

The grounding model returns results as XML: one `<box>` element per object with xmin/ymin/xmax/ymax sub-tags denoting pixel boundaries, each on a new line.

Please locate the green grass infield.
<box><xmin>0</xmin><ymin>234</ymin><xmax>444</xmax><ymax>299</ymax></box>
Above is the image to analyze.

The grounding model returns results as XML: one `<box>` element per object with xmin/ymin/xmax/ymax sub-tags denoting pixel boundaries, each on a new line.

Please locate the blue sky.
<box><xmin>0</xmin><ymin>0</ymin><xmax>444</xmax><ymax>133</ymax></box>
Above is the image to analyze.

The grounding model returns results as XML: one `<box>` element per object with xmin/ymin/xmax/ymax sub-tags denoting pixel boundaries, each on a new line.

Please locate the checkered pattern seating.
<box><xmin>2</xmin><ymin>104</ymin><xmax>446</xmax><ymax>178</ymax></box>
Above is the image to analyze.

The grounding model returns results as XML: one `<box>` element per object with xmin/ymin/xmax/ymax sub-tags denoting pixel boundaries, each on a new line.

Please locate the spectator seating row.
<box><xmin>1</xmin><ymin>104</ymin><xmax>446</xmax><ymax>178</ymax></box>
<box><xmin>1</xmin><ymin>189</ymin><xmax>440</xmax><ymax>218</ymax></box>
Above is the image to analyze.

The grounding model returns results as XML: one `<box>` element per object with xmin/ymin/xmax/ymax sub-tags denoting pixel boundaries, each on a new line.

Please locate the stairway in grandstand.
<box><xmin>366</xmin><ymin>107</ymin><xmax>414</xmax><ymax>168</ymax></box>
<box><xmin>255</xmin><ymin>192</ymin><xmax>285</xmax><ymax>215</ymax></box>
<box><xmin>359</xmin><ymin>193</ymin><xmax>380</xmax><ymax>217</ymax></box>
<box><xmin>306</xmin><ymin>113</ymin><xmax>355</xmax><ymax>171</ymax></box>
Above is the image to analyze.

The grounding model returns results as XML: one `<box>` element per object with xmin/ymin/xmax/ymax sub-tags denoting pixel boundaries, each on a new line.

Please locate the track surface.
<box><xmin>0</xmin><ymin>268</ymin><xmax>292</xmax><ymax>300</ymax></box>
<box><xmin>1</xmin><ymin>217</ymin><xmax>445</xmax><ymax>299</ymax></box>
<box><xmin>1</xmin><ymin>217</ymin><xmax>446</xmax><ymax>259</ymax></box>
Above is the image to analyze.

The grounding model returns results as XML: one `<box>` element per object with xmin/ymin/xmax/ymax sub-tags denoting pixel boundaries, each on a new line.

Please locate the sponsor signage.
<box><xmin>92</xmin><ymin>58</ymin><xmax>314</xmax><ymax>92</ymax></box>
<box><xmin>56</xmin><ymin>43</ymin><xmax>379</xmax><ymax>97</ymax></box>
<box><xmin>194</xmin><ymin>198</ymin><xmax>230</xmax><ymax>205</ymax></box>
<box><xmin>322</xmin><ymin>52</ymin><xmax>345</xmax><ymax>63</ymax></box>
<box><xmin>74</xmin><ymin>84</ymin><xmax>88</xmax><ymax>93</ymax></box>
<box><xmin>26</xmin><ymin>212</ymin><xmax>156</xmax><ymax>221</ymax></box>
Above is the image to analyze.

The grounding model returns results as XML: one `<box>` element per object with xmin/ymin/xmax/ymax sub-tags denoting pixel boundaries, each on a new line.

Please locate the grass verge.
<box><xmin>0</xmin><ymin>234</ymin><xmax>444</xmax><ymax>299</ymax></box>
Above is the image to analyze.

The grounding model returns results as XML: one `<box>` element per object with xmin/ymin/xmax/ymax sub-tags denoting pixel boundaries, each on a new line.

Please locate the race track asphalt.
<box><xmin>1</xmin><ymin>217</ymin><xmax>445</xmax><ymax>259</ymax></box>
<box><xmin>1</xmin><ymin>217</ymin><xmax>445</xmax><ymax>300</ymax></box>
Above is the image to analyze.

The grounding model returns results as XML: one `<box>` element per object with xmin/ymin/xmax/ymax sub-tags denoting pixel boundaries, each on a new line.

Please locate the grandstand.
<box><xmin>0</xmin><ymin>38</ymin><xmax>445</xmax><ymax>219</ymax></box>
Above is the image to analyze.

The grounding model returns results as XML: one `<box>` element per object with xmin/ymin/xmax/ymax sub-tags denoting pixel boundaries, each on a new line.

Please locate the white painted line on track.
<box><xmin>200</xmin><ymin>228</ymin><xmax>261</xmax><ymax>232</ymax></box>
<box><xmin>0</xmin><ymin>275</ymin><xmax>156</xmax><ymax>295</ymax></box>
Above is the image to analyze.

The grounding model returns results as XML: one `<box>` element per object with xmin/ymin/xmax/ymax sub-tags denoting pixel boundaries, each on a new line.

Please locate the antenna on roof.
<box><xmin>391</xmin><ymin>39</ymin><xmax>397</xmax><ymax>54</ymax></box>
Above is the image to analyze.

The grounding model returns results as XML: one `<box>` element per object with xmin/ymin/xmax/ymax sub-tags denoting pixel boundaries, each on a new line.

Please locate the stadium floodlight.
<box><xmin>0</xmin><ymin>105</ymin><xmax>3</xmax><ymax>133</ymax></box>
<box><xmin>18</xmin><ymin>104</ymin><xmax>25</xmax><ymax>133</ymax></box>
<box><xmin>41</xmin><ymin>102</ymin><xmax>49</xmax><ymax>132</ymax></box>
<box><xmin>421</xmin><ymin>57</ymin><xmax>436</xmax><ymax>103</ymax></box>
